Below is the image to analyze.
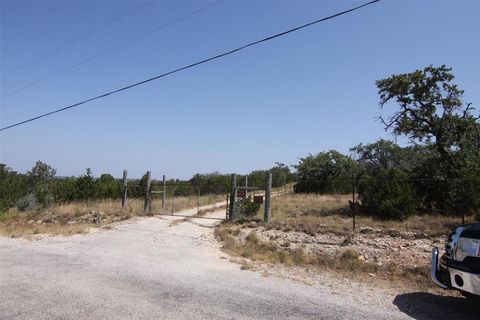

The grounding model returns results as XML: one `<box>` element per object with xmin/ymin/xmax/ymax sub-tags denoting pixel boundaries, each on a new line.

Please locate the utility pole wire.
<box><xmin>2</xmin><ymin>0</ymin><xmax>225</xmax><ymax>98</ymax></box>
<box><xmin>0</xmin><ymin>0</ymin><xmax>381</xmax><ymax>132</ymax></box>
<box><xmin>1</xmin><ymin>0</ymin><xmax>155</xmax><ymax>79</ymax></box>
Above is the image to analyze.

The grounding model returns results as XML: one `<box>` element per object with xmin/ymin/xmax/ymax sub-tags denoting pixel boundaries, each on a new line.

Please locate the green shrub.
<box><xmin>358</xmin><ymin>169</ymin><xmax>417</xmax><ymax>220</ymax></box>
<box><xmin>235</xmin><ymin>195</ymin><xmax>261</xmax><ymax>219</ymax></box>
<box><xmin>15</xmin><ymin>194</ymin><xmax>38</xmax><ymax>211</ymax></box>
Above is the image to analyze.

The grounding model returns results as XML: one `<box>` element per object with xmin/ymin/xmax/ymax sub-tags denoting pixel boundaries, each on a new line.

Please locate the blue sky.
<box><xmin>1</xmin><ymin>0</ymin><xmax>479</xmax><ymax>179</ymax></box>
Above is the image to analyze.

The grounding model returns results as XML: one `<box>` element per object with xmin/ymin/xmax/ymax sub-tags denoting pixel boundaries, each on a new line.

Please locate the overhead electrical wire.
<box><xmin>0</xmin><ymin>0</ymin><xmax>381</xmax><ymax>132</ymax></box>
<box><xmin>2</xmin><ymin>0</ymin><xmax>225</xmax><ymax>98</ymax></box>
<box><xmin>1</xmin><ymin>0</ymin><xmax>156</xmax><ymax>79</ymax></box>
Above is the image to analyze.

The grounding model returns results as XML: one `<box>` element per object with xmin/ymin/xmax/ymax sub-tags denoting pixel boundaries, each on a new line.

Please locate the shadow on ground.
<box><xmin>393</xmin><ymin>292</ymin><xmax>479</xmax><ymax>320</ymax></box>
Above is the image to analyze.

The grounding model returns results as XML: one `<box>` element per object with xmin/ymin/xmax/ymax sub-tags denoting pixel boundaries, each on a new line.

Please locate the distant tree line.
<box><xmin>0</xmin><ymin>161</ymin><xmax>295</xmax><ymax>212</ymax></box>
<box><xmin>0</xmin><ymin>163</ymin><xmax>124</xmax><ymax>211</ymax></box>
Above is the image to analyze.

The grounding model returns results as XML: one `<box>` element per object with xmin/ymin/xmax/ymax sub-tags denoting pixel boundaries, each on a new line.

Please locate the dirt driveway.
<box><xmin>0</xmin><ymin>207</ymin><xmax>477</xmax><ymax>319</ymax></box>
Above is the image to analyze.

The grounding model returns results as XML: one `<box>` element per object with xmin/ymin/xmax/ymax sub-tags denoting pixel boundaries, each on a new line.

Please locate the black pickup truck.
<box><xmin>431</xmin><ymin>223</ymin><xmax>480</xmax><ymax>299</ymax></box>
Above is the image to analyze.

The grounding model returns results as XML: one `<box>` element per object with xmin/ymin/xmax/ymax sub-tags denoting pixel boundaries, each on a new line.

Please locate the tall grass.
<box><xmin>268</xmin><ymin>193</ymin><xmax>472</xmax><ymax>236</ymax></box>
<box><xmin>0</xmin><ymin>194</ymin><xmax>226</xmax><ymax>238</ymax></box>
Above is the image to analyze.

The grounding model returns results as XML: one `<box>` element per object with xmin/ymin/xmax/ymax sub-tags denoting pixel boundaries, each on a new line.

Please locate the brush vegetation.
<box><xmin>215</xmin><ymin>224</ymin><xmax>433</xmax><ymax>290</ymax></box>
<box><xmin>0</xmin><ymin>194</ymin><xmax>225</xmax><ymax>238</ymax></box>
<box><xmin>268</xmin><ymin>193</ymin><xmax>475</xmax><ymax>237</ymax></box>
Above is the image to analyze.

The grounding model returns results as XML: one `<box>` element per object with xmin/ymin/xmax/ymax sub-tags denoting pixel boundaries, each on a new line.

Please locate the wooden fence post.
<box><xmin>197</xmin><ymin>187</ymin><xmax>201</xmax><ymax>216</ymax></box>
<box><xmin>144</xmin><ymin>171</ymin><xmax>151</xmax><ymax>213</ymax></box>
<box><xmin>171</xmin><ymin>189</ymin><xmax>175</xmax><ymax>215</ymax></box>
<box><xmin>229</xmin><ymin>174</ymin><xmax>237</xmax><ymax>220</ymax></box>
<box><xmin>225</xmin><ymin>192</ymin><xmax>229</xmax><ymax>220</ymax></box>
<box><xmin>121</xmin><ymin>170</ymin><xmax>128</xmax><ymax>208</ymax></box>
<box><xmin>352</xmin><ymin>172</ymin><xmax>356</xmax><ymax>231</ymax></box>
<box><xmin>162</xmin><ymin>175</ymin><xmax>166</xmax><ymax>210</ymax></box>
<box><xmin>264</xmin><ymin>172</ymin><xmax>272</xmax><ymax>224</ymax></box>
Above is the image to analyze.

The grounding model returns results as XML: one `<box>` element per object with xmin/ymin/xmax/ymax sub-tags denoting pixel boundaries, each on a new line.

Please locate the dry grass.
<box><xmin>267</xmin><ymin>193</ymin><xmax>475</xmax><ymax>237</ymax></box>
<box><xmin>213</xmin><ymin>193</ymin><xmax>469</xmax><ymax>291</ymax></box>
<box><xmin>0</xmin><ymin>194</ymin><xmax>226</xmax><ymax>238</ymax></box>
<box><xmin>216</xmin><ymin>224</ymin><xmax>378</xmax><ymax>270</ymax></box>
<box><xmin>0</xmin><ymin>223</ymin><xmax>93</xmax><ymax>239</ymax></box>
<box><xmin>215</xmin><ymin>223</ymin><xmax>434</xmax><ymax>291</ymax></box>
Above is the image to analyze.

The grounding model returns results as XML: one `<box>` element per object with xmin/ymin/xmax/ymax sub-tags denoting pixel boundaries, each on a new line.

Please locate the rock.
<box><xmin>414</xmin><ymin>232</ymin><xmax>429</xmax><ymax>239</ymax></box>
<box><xmin>387</xmin><ymin>229</ymin><xmax>401</xmax><ymax>237</ymax></box>
<box><xmin>280</xmin><ymin>241</ymin><xmax>291</xmax><ymax>248</ymax></box>
<box><xmin>360</xmin><ymin>227</ymin><xmax>374</xmax><ymax>234</ymax></box>
<box><xmin>422</xmin><ymin>246</ymin><xmax>432</xmax><ymax>253</ymax></box>
<box><xmin>402</xmin><ymin>231</ymin><xmax>416</xmax><ymax>239</ymax></box>
<box><xmin>42</xmin><ymin>212</ymin><xmax>57</xmax><ymax>224</ymax></box>
<box><xmin>358</xmin><ymin>255</ymin><xmax>366</xmax><ymax>262</ymax></box>
<box><xmin>341</xmin><ymin>234</ymin><xmax>355</xmax><ymax>246</ymax></box>
<box><xmin>27</xmin><ymin>220</ymin><xmax>35</xmax><ymax>224</ymax></box>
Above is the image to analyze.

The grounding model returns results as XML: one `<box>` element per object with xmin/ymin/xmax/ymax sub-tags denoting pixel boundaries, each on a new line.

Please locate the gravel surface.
<box><xmin>0</xmin><ymin>207</ymin><xmax>477</xmax><ymax>320</ymax></box>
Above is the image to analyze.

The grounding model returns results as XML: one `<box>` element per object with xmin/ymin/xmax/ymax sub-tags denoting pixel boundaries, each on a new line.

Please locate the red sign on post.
<box><xmin>253</xmin><ymin>195</ymin><xmax>264</xmax><ymax>204</ymax></box>
<box><xmin>236</xmin><ymin>189</ymin><xmax>246</xmax><ymax>198</ymax></box>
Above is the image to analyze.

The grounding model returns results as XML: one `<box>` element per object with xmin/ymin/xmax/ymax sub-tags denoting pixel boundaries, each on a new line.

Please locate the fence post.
<box><xmin>264</xmin><ymin>172</ymin><xmax>272</xmax><ymax>224</ymax></box>
<box><xmin>162</xmin><ymin>175</ymin><xmax>166</xmax><ymax>210</ymax></box>
<box><xmin>144</xmin><ymin>171</ymin><xmax>151</xmax><ymax>213</ymax></box>
<box><xmin>171</xmin><ymin>189</ymin><xmax>175</xmax><ymax>215</ymax></box>
<box><xmin>352</xmin><ymin>172</ymin><xmax>356</xmax><ymax>231</ymax></box>
<box><xmin>229</xmin><ymin>174</ymin><xmax>237</xmax><ymax>220</ymax></box>
<box><xmin>225</xmin><ymin>192</ymin><xmax>229</xmax><ymax>219</ymax></box>
<box><xmin>121</xmin><ymin>169</ymin><xmax>128</xmax><ymax>208</ymax></box>
<box><xmin>197</xmin><ymin>187</ymin><xmax>200</xmax><ymax>216</ymax></box>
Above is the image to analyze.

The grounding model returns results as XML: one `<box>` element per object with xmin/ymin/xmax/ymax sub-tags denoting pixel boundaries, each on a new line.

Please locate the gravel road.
<box><xmin>0</xmin><ymin>207</ymin><xmax>476</xmax><ymax>320</ymax></box>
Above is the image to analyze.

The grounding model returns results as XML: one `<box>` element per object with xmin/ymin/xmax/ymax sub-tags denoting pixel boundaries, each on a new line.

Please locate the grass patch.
<box><xmin>0</xmin><ymin>194</ymin><xmax>225</xmax><ymax>238</ymax></box>
<box><xmin>0</xmin><ymin>223</ymin><xmax>91</xmax><ymax>238</ymax></box>
<box><xmin>215</xmin><ymin>222</ymin><xmax>433</xmax><ymax>290</ymax></box>
<box><xmin>267</xmin><ymin>193</ymin><xmax>474</xmax><ymax>237</ymax></box>
<box><xmin>216</xmin><ymin>225</ymin><xmax>378</xmax><ymax>270</ymax></box>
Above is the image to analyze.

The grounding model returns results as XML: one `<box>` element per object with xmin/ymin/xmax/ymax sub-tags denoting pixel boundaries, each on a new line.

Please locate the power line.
<box><xmin>2</xmin><ymin>0</ymin><xmax>225</xmax><ymax>98</ymax></box>
<box><xmin>1</xmin><ymin>0</ymin><xmax>155</xmax><ymax>79</ymax></box>
<box><xmin>0</xmin><ymin>0</ymin><xmax>381</xmax><ymax>132</ymax></box>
